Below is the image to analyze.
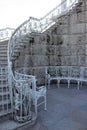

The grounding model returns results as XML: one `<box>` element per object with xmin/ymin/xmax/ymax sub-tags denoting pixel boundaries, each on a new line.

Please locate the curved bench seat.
<box><xmin>45</xmin><ymin>66</ymin><xmax>87</xmax><ymax>89</ymax></box>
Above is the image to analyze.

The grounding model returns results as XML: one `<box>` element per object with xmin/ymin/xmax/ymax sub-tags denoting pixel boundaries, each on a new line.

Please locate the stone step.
<box><xmin>0</xmin><ymin>44</ymin><xmax>7</xmax><ymax>47</ymax></box>
<box><xmin>0</xmin><ymin>45</ymin><xmax>7</xmax><ymax>47</ymax></box>
<box><xmin>0</xmin><ymin>63</ymin><xmax>7</xmax><ymax>66</ymax></box>
<box><xmin>13</xmin><ymin>49</ymin><xmax>21</xmax><ymax>53</ymax></box>
<box><xmin>14</xmin><ymin>45</ymin><xmax>24</xmax><ymax>50</ymax></box>
<box><xmin>0</xmin><ymin>60</ymin><xmax>7</xmax><ymax>65</ymax></box>
<box><xmin>0</xmin><ymin>52</ymin><xmax>7</xmax><ymax>55</ymax></box>
<box><xmin>0</xmin><ymin>65</ymin><xmax>8</xmax><ymax>67</ymax></box>
<box><xmin>0</xmin><ymin>40</ymin><xmax>8</xmax><ymax>45</ymax></box>
<box><xmin>0</xmin><ymin>88</ymin><xmax>9</xmax><ymax>94</ymax></box>
<box><xmin>0</xmin><ymin>64</ymin><xmax>8</xmax><ymax>67</ymax></box>
<box><xmin>0</xmin><ymin>84</ymin><xmax>8</xmax><ymax>90</ymax></box>
<box><xmin>0</xmin><ymin>99</ymin><xmax>11</xmax><ymax>106</ymax></box>
<box><xmin>0</xmin><ymin>91</ymin><xmax>9</xmax><ymax>96</ymax></box>
<box><xmin>0</xmin><ymin>50</ymin><xmax>7</xmax><ymax>53</ymax></box>
<box><xmin>10</xmin><ymin>57</ymin><xmax>17</xmax><ymax>61</ymax></box>
<box><xmin>0</xmin><ymin>57</ymin><xmax>7</xmax><ymax>60</ymax></box>
<box><xmin>0</xmin><ymin>55</ymin><xmax>7</xmax><ymax>57</ymax></box>
<box><xmin>0</xmin><ymin>48</ymin><xmax>7</xmax><ymax>51</ymax></box>
<box><xmin>0</xmin><ymin>79</ymin><xmax>8</xmax><ymax>82</ymax></box>
<box><xmin>0</xmin><ymin>94</ymin><xmax>10</xmax><ymax>103</ymax></box>
<box><xmin>12</xmin><ymin>53</ymin><xmax>19</xmax><ymax>57</ymax></box>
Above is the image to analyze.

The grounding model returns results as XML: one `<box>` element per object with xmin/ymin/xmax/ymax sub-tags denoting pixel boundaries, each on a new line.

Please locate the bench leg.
<box><xmin>77</xmin><ymin>81</ymin><xmax>80</xmax><ymax>90</ymax></box>
<box><xmin>48</xmin><ymin>79</ymin><xmax>50</xmax><ymax>89</ymax></box>
<box><xmin>68</xmin><ymin>80</ymin><xmax>70</xmax><ymax>88</ymax></box>
<box><xmin>44</xmin><ymin>95</ymin><xmax>47</xmax><ymax>110</ymax></box>
<box><xmin>80</xmin><ymin>81</ymin><xmax>82</xmax><ymax>88</ymax></box>
<box><xmin>57</xmin><ymin>80</ymin><xmax>60</xmax><ymax>88</ymax></box>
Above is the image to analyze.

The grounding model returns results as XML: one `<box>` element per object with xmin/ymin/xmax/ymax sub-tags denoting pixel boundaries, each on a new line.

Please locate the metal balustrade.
<box><xmin>8</xmin><ymin>0</ymin><xmax>78</xmax><ymax>61</ymax></box>
<box><xmin>0</xmin><ymin>67</ymin><xmax>12</xmax><ymax>116</ymax></box>
<box><xmin>7</xmin><ymin>0</ymin><xmax>80</xmax><ymax>122</ymax></box>
<box><xmin>0</xmin><ymin>28</ymin><xmax>14</xmax><ymax>41</ymax></box>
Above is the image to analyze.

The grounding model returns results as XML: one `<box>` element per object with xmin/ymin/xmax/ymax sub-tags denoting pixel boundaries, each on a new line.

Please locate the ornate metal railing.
<box><xmin>0</xmin><ymin>28</ymin><xmax>14</xmax><ymax>41</ymax></box>
<box><xmin>0</xmin><ymin>67</ymin><xmax>12</xmax><ymax>116</ymax></box>
<box><xmin>8</xmin><ymin>0</ymin><xmax>78</xmax><ymax>62</ymax></box>
<box><xmin>7</xmin><ymin>0</ymin><xmax>79</xmax><ymax>122</ymax></box>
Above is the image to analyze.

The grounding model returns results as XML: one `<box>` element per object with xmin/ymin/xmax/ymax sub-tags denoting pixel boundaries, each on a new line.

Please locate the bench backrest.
<box><xmin>45</xmin><ymin>66</ymin><xmax>87</xmax><ymax>79</ymax></box>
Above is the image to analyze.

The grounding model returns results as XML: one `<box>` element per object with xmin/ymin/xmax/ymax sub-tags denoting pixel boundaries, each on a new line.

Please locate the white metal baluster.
<box><xmin>5</xmin><ymin>68</ymin><xmax>9</xmax><ymax>112</ymax></box>
<box><xmin>20</xmin><ymin>83</ymin><xmax>23</xmax><ymax>121</ymax></box>
<box><xmin>1</xmin><ymin>68</ymin><xmax>4</xmax><ymax>113</ymax></box>
<box><xmin>8</xmin><ymin>62</ymin><xmax>14</xmax><ymax>117</ymax></box>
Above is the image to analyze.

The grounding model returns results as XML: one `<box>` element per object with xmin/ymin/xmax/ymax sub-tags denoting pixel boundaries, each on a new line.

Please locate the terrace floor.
<box><xmin>29</xmin><ymin>83</ymin><xmax>87</xmax><ymax>130</ymax></box>
<box><xmin>1</xmin><ymin>83</ymin><xmax>87</xmax><ymax>130</ymax></box>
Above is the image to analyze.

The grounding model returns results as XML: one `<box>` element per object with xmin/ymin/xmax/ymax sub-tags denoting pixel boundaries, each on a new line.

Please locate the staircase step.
<box><xmin>0</xmin><ymin>61</ymin><xmax>7</xmax><ymax>63</ymax></box>
<box><xmin>0</xmin><ymin>64</ymin><xmax>8</xmax><ymax>66</ymax></box>
<box><xmin>0</xmin><ymin>46</ymin><xmax>7</xmax><ymax>48</ymax></box>
<box><xmin>0</xmin><ymin>109</ymin><xmax>12</xmax><ymax>117</ymax></box>
<box><xmin>0</xmin><ymin>50</ymin><xmax>7</xmax><ymax>53</ymax></box>
<box><xmin>10</xmin><ymin>57</ymin><xmax>16</xmax><ymax>61</ymax></box>
<box><xmin>0</xmin><ymin>99</ymin><xmax>11</xmax><ymax>106</ymax></box>
<box><xmin>0</xmin><ymin>63</ymin><xmax>7</xmax><ymax>66</ymax></box>
<box><xmin>0</xmin><ymin>84</ymin><xmax>8</xmax><ymax>87</ymax></box>
<box><xmin>0</xmin><ymin>40</ymin><xmax>8</xmax><ymax>45</ymax></box>
<box><xmin>0</xmin><ymin>77</ymin><xmax>8</xmax><ymax>81</ymax></box>
<box><xmin>0</xmin><ymin>44</ymin><xmax>7</xmax><ymax>46</ymax></box>
<box><xmin>12</xmin><ymin>53</ymin><xmax>19</xmax><ymax>57</ymax></box>
<box><xmin>0</xmin><ymin>55</ymin><xmax>7</xmax><ymax>57</ymax></box>
<box><xmin>0</xmin><ymin>88</ymin><xmax>9</xmax><ymax>93</ymax></box>
<box><xmin>0</xmin><ymin>57</ymin><xmax>7</xmax><ymax>60</ymax></box>
<box><xmin>13</xmin><ymin>49</ymin><xmax>21</xmax><ymax>53</ymax></box>
<box><xmin>0</xmin><ymin>91</ymin><xmax>9</xmax><ymax>96</ymax></box>
<box><xmin>14</xmin><ymin>45</ymin><xmax>23</xmax><ymax>49</ymax></box>
<box><xmin>0</xmin><ymin>53</ymin><xmax>7</xmax><ymax>55</ymax></box>
<box><xmin>0</xmin><ymin>48</ymin><xmax>7</xmax><ymax>51</ymax></box>
<box><xmin>0</xmin><ymin>94</ymin><xmax>10</xmax><ymax>102</ymax></box>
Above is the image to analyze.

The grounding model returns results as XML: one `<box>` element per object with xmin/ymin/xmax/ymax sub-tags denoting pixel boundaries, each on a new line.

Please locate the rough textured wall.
<box><xmin>53</xmin><ymin>0</ymin><xmax>87</xmax><ymax>66</ymax></box>
<box><xmin>14</xmin><ymin>0</ymin><xmax>87</xmax><ymax>85</ymax></box>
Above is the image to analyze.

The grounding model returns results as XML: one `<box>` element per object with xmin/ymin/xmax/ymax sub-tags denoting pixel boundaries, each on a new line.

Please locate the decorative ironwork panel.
<box><xmin>0</xmin><ymin>67</ymin><xmax>12</xmax><ymax>116</ymax></box>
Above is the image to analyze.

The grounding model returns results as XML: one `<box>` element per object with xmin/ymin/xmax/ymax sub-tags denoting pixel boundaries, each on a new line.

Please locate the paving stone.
<box><xmin>1</xmin><ymin>84</ymin><xmax>87</xmax><ymax>130</ymax></box>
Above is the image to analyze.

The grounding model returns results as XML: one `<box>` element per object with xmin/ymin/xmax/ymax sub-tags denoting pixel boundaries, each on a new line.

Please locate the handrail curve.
<box><xmin>8</xmin><ymin>0</ymin><xmax>78</xmax><ymax>63</ymax></box>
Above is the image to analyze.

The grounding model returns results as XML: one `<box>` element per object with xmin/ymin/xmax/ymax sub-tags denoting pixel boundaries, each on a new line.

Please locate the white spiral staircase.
<box><xmin>0</xmin><ymin>0</ymin><xmax>81</xmax><ymax>121</ymax></box>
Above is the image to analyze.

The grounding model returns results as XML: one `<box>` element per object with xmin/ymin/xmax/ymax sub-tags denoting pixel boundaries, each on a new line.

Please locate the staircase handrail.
<box><xmin>8</xmin><ymin>0</ymin><xmax>78</xmax><ymax>62</ymax></box>
<box><xmin>9</xmin><ymin>0</ymin><xmax>78</xmax><ymax>41</ymax></box>
<box><xmin>40</xmin><ymin>0</ymin><xmax>78</xmax><ymax>32</ymax></box>
<box><xmin>8</xmin><ymin>0</ymin><xmax>79</xmax><ymax>73</ymax></box>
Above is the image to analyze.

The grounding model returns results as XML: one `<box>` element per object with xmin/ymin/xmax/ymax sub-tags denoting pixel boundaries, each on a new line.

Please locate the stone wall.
<box><xmin>53</xmin><ymin>0</ymin><xmax>87</xmax><ymax>66</ymax></box>
<box><xmin>14</xmin><ymin>0</ymin><xmax>87</xmax><ymax>85</ymax></box>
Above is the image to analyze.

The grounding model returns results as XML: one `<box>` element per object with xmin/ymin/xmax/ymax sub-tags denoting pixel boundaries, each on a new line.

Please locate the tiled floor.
<box><xmin>37</xmin><ymin>84</ymin><xmax>87</xmax><ymax>130</ymax></box>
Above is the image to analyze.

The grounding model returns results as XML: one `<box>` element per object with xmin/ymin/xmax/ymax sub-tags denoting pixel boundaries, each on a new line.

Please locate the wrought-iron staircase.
<box><xmin>6</xmin><ymin>0</ymin><xmax>82</xmax><ymax>121</ymax></box>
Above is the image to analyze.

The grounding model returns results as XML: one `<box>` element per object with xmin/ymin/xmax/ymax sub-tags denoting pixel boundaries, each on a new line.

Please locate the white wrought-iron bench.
<box><xmin>45</xmin><ymin>66</ymin><xmax>87</xmax><ymax>89</ymax></box>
